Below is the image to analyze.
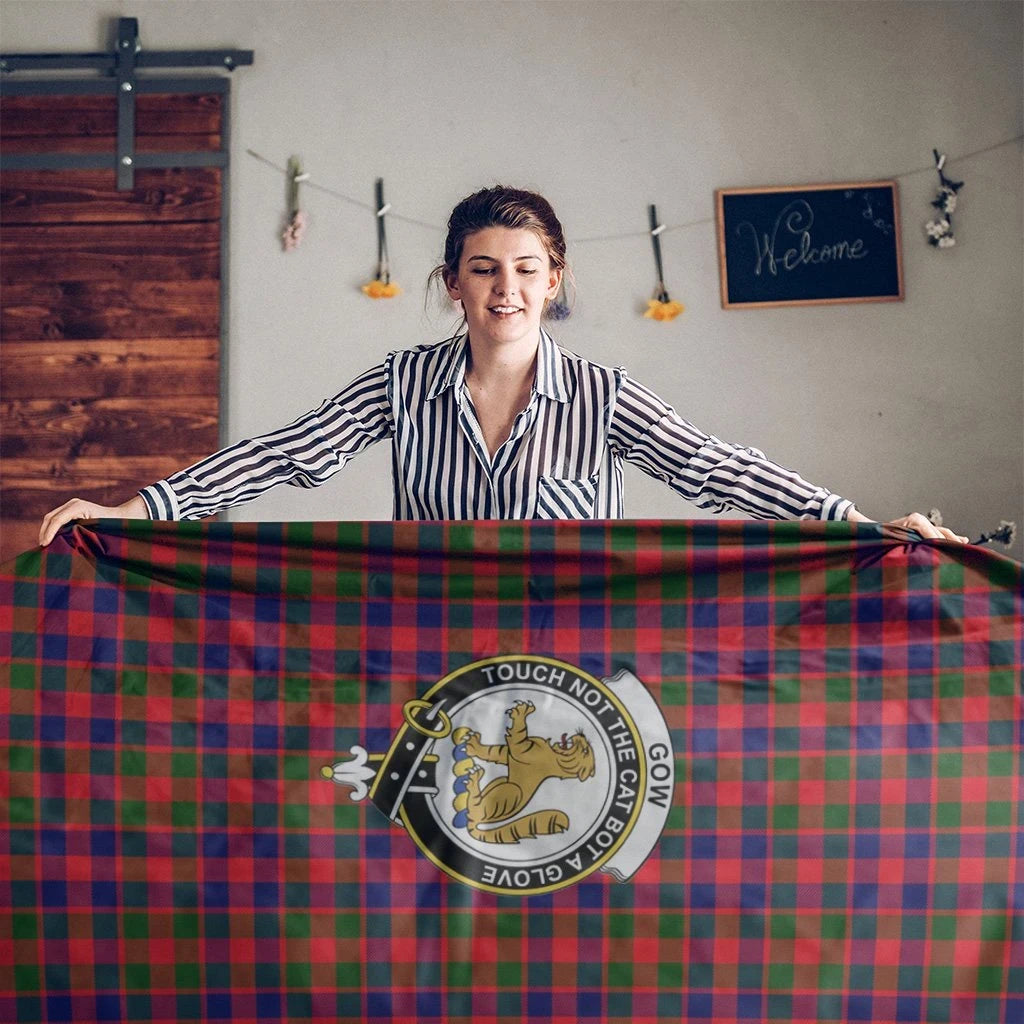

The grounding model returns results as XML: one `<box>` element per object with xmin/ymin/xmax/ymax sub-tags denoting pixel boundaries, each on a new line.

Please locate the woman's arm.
<box><xmin>610</xmin><ymin>375</ymin><xmax>968</xmax><ymax>540</ymax></box>
<box><xmin>609</xmin><ymin>375</ymin><xmax>852</xmax><ymax>520</ymax></box>
<box><xmin>38</xmin><ymin>360</ymin><xmax>393</xmax><ymax>544</ymax></box>
<box><xmin>141</xmin><ymin>361</ymin><xmax>393</xmax><ymax>519</ymax></box>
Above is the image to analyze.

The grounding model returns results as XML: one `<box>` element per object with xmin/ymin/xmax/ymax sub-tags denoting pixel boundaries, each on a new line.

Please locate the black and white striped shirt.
<box><xmin>139</xmin><ymin>331</ymin><xmax>853</xmax><ymax>522</ymax></box>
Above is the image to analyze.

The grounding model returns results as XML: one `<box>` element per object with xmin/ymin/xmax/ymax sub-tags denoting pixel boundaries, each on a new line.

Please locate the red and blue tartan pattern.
<box><xmin>1</xmin><ymin>519</ymin><xmax>1021</xmax><ymax>1024</ymax></box>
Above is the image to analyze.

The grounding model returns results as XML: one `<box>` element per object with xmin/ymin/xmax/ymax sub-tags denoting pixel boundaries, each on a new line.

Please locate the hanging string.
<box><xmin>246</xmin><ymin>149</ymin><xmax>439</xmax><ymax>231</ymax></box>
<box><xmin>246</xmin><ymin>133</ymin><xmax>1022</xmax><ymax>245</ymax></box>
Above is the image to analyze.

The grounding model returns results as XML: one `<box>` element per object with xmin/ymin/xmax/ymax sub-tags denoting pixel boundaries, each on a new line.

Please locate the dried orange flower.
<box><xmin>644</xmin><ymin>299</ymin><xmax>685</xmax><ymax>322</ymax></box>
<box><xmin>361</xmin><ymin>279</ymin><xmax>401</xmax><ymax>299</ymax></box>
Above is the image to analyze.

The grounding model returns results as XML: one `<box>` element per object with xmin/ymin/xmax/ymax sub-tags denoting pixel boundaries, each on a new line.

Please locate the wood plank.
<box><xmin>1</xmin><ymin>91</ymin><xmax>223</xmax><ymax>564</ymax></box>
<box><xmin>1</xmin><ymin>519</ymin><xmax>45</xmax><ymax>563</ymax></box>
<box><xmin>138</xmin><ymin>93</ymin><xmax>223</xmax><ymax>137</ymax></box>
<box><xmin>1</xmin><ymin>396</ymin><xmax>219</xmax><ymax>459</ymax></box>
<box><xmin>1</xmin><ymin>339</ymin><xmax>219</xmax><ymax>398</ymax></box>
<box><xmin>1</xmin><ymin>455</ymin><xmax>214</xmax><ymax>557</ymax></box>
<box><xmin>1</xmin><ymin>168</ymin><xmax>221</xmax><ymax>225</ymax></box>
<box><xmin>0</xmin><ymin>93</ymin><xmax>223</xmax><ymax>137</ymax></box>
<box><xmin>1</xmin><ymin>223</ymin><xmax>220</xmax><ymax>283</ymax></box>
<box><xmin>3</xmin><ymin>454</ymin><xmax>201</xmax><ymax>492</ymax></box>
<box><xmin>1</xmin><ymin>279</ymin><xmax>219</xmax><ymax>340</ymax></box>
<box><xmin>0</xmin><ymin>134</ymin><xmax>223</xmax><ymax>154</ymax></box>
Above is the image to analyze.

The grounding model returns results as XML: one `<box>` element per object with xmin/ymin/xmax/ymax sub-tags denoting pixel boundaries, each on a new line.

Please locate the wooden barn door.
<box><xmin>1</xmin><ymin>77</ymin><xmax>230</xmax><ymax>560</ymax></box>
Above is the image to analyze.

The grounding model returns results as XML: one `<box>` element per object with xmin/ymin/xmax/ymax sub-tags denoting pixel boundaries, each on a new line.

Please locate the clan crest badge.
<box><xmin>323</xmin><ymin>656</ymin><xmax>674</xmax><ymax>895</ymax></box>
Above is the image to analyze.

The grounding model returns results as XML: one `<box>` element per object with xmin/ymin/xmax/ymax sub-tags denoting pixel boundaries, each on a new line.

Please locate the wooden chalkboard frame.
<box><xmin>716</xmin><ymin>181</ymin><xmax>904</xmax><ymax>310</ymax></box>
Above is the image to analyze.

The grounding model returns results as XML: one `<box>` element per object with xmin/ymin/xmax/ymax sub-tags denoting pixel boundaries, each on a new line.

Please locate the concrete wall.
<box><xmin>4</xmin><ymin>0</ymin><xmax>1022</xmax><ymax>556</ymax></box>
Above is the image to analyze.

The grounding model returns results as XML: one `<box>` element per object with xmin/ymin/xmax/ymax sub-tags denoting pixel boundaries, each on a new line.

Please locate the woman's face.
<box><xmin>445</xmin><ymin>227</ymin><xmax>562</xmax><ymax>350</ymax></box>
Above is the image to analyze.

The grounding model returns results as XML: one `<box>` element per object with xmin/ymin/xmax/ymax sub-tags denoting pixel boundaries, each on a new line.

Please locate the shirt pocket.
<box><xmin>534</xmin><ymin>475</ymin><xmax>599</xmax><ymax>519</ymax></box>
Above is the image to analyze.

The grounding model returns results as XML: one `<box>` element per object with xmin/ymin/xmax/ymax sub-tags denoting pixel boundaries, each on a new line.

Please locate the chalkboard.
<box><xmin>716</xmin><ymin>181</ymin><xmax>904</xmax><ymax>309</ymax></box>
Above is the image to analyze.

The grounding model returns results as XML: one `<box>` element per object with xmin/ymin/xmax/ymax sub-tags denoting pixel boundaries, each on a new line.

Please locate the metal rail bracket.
<box><xmin>1</xmin><ymin>16</ymin><xmax>254</xmax><ymax>190</ymax></box>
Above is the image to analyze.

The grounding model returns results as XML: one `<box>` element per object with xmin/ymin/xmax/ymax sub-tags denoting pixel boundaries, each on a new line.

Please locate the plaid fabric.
<box><xmin>1</xmin><ymin>520</ymin><xmax>1021</xmax><ymax>1024</ymax></box>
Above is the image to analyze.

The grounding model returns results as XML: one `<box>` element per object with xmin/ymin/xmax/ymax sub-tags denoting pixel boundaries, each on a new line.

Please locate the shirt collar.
<box><xmin>426</xmin><ymin>335</ymin><xmax>469</xmax><ymax>399</ymax></box>
<box><xmin>426</xmin><ymin>330</ymin><xmax>570</xmax><ymax>403</ymax></box>
<box><xmin>535</xmin><ymin>329</ymin><xmax>571</xmax><ymax>403</ymax></box>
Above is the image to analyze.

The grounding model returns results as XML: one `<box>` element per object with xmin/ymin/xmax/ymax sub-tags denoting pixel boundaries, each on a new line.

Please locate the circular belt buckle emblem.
<box><xmin>324</xmin><ymin>656</ymin><xmax>674</xmax><ymax>896</ymax></box>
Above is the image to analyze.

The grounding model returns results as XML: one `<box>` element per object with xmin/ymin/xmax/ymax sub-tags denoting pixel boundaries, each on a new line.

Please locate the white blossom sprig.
<box><xmin>925</xmin><ymin>150</ymin><xmax>963</xmax><ymax>249</ymax></box>
<box><xmin>972</xmin><ymin>521</ymin><xmax>1017</xmax><ymax>547</ymax></box>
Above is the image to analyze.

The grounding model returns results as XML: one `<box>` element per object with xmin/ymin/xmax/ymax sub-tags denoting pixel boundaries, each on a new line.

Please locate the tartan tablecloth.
<box><xmin>1</xmin><ymin>520</ymin><xmax>1021</xmax><ymax>1024</ymax></box>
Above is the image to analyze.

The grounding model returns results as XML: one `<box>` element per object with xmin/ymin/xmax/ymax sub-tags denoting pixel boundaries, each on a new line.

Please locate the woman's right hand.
<box><xmin>39</xmin><ymin>494</ymin><xmax>149</xmax><ymax>547</ymax></box>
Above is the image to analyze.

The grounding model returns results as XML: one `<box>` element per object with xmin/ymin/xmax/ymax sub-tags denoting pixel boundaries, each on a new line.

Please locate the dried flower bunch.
<box><xmin>925</xmin><ymin>150</ymin><xmax>963</xmax><ymax>249</ymax></box>
<box><xmin>282</xmin><ymin>156</ymin><xmax>308</xmax><ymax>252</ymax></box>
<box><xmin>644</xmin><ymin>204</ymin><xmax>685</xmax><ymax>322</ymax></box>
<box><xmin>547</xmin><ymin>277</ymin><xmax>572</xmax><ymax>321</ymax></box>
<box><xmin>363</xmin><ymin>178</ymin><xmax>401</xmax><ymax>299</ymax></box>
<box><xmin>973</xmin><ymin>521</ymin><xmax>1017</xmax><ymax>547</ymax></box>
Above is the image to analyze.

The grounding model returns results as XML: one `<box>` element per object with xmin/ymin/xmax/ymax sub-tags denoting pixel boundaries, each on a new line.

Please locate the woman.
<box><xmin>39</xmin><ymin>186</ymin><xmax>967</xmax><ymax>544</ymax></box>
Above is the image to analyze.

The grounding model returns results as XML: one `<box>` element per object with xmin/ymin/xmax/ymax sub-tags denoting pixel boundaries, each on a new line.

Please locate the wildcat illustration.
<box><xmin>453</xmin><ymin>700</ymin><xmax>596</xmax><ymax>844</ymax></box>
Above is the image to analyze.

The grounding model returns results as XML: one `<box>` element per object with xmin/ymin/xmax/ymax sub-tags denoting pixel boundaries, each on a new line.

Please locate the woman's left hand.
<box><xmin>848</xmin><ymin>509</ymin><xmax>970</xmax><ymax>543</ymax></box>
